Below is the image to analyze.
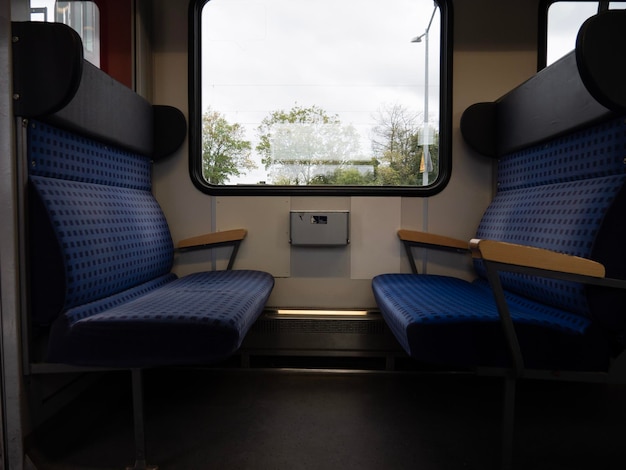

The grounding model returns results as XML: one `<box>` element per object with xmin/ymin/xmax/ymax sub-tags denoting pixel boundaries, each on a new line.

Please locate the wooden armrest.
<box><xmin>398</xmin><ymin>229</ymin><xmax>469</xmax><ymax>274</ymax></box>
<box><xmin>398</xmin><ymin>229</ymin><xmax>469</xmax><ymax>252</ymax></box>
<box><xmin>469</xmin><ymin>238</ymin><xmax>605</xmax><ymax>278</ymax></box>
<box><xmin>177</xmin><ymin>229</ymin><xmax>247</xmax><ymax>250</ymax></box>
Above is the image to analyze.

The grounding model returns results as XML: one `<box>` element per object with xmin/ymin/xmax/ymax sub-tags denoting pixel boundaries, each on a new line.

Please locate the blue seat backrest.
<box><xmin>28</xmin><ymin>119</ymin><xmax>175</xmax><ymax>325</ymax></box>
<box><xmin>474</xmin><ymin>115</ymin><xmax>626</xmax><ymax>330</ymax></box>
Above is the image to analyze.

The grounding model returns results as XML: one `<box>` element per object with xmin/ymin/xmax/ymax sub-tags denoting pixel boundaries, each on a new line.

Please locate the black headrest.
<box><xmin>153</xmin><ymin>105</ymin><xmax>187</xmax><ymax>161</ymax></box>
<box><xmin>11</xmin><ymin>21</ymin><xmax>83</xmax><ymax>117</ymax></box>
<box><xmin>576</xmin><ymin>9</ymin><xmax>626</xmax><ymax>112</ymax></box>
<box><xmin>460</xmin><ymin>10</ymin><xmax>626</xmax><ymax>158</ymax></box>
<box><xmin>12</xmin><ymin>21</ymin><xmax>186</xmax><ymax>160</ymax></box>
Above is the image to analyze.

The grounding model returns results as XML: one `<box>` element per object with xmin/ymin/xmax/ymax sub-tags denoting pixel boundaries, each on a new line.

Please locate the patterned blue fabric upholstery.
<box><xmin>373</xmin><ymin>116</ymin><xmax>626</xmax><ymax>371</ymax></box>
<box><xmin>27</xmin><ymin>119</ymin><xmax>274</xmax><ymax>367</ymax></box>
<box><xmin>30</xmin><ymin>175</ymin><xmax>175</xmax><ymax>320</ymax></box>
<box><xmin>475</xmin><ymin>117</ymin><xmax>626</xmax><ymax>318</ymax></box>
<box><xmin>28</xmin><ymin>120</ymin><xmax>152</xmax><ymax>190</ymax></box>
<box><xmin>28</xmin><ymin>120</ymin><xmax>174</xmax><ymax>324</ymax></box>
<box><xmin>48</xmin><ymin>271</ymin><xmax>275</xmax><ymax>367</ymax></box>
<box><xmin>496</xmin><ymin>117</ymin><xmax>626</xmax><ymax>192</ymax></box>
<box><xmin>372</xmin><ymin>275</ymin><xmax>609</xmax><ymax>370</ymax></box>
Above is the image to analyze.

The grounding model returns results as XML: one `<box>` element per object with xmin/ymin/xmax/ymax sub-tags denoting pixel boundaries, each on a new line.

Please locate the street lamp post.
<box><xmin>411</xmin><ymin>5</ymin><xmax>437</xmax><ymax>186</ymax></box>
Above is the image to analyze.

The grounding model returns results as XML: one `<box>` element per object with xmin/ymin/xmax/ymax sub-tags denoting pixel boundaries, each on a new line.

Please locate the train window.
<box><xmin>190</xmin><ymin>0</ymin><xmax>452</xmax><ymax>196</ymax></box>
<box><xmin>543</xmin><ymin>1</ymin><xmax>626</xmax><ymax>67</ymax></box>
<box><xmin>29</xmin><ymin>1</ymin><xmax>100</xmax><ymax>67</ymax></box>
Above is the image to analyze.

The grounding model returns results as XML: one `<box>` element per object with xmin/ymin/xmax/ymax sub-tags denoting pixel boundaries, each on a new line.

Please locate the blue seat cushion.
<box><xmin>46</xmin><ymin>270</ymin><xmax>274</xmax><ymax>367</ymax></box>
<box><xmin>29</xmin><ymin>175</ymin><xmax>175</xmax><ymax>324</ymax></box>
<box><xmin>472</xmin><ymin>116</ymin><xmax>626</xmax><ymax>333</ymax></box>
<box><xmin>372</xmin><ymin>274</ymin><xmax>610</xmax><ymax>371</ymax></box>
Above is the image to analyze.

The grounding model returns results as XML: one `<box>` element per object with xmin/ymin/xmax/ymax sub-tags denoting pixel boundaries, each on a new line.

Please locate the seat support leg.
<box><xmin>126</xmin><ymin>369</ymin><xmax>158</xmax><ymax>470</ymax></box>
<box><xmin>501</xmin><ymin>375</ymin><xmax>516</xmax><ymax>470</ymax></box>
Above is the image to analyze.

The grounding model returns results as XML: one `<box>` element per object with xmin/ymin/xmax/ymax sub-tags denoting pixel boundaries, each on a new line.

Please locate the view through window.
<box><xmin>546</xmin><ymin>1</ymin><xmax>626</xmax><ymax>66</ymax></box>
<box><xmin>199</xmin><ymin>0</ymin><xmax>443</xmax><ymax>189</ymax></box>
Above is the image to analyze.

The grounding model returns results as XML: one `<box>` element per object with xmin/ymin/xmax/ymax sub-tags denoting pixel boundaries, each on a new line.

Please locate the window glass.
<box><xmin>193</xmin><ymin>0</ymin><xmax>450</xmax><ymax>194</ymax></box>
<box><xmin>29</xmin><ymin>0</ymin><xmax>100</xmax><ymax>67</ymax></box>
<box><xmin>546</xmin><ymin>1</ymin><xmax>626</xmax><ymax>66</ymax></box>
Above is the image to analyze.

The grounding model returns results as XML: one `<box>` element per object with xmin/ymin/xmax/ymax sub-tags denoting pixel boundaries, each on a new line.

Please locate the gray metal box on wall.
<box><xmin>289</xmin><ymin>211</ymin><xmax>350</xmax><ymax>246</ymax></box>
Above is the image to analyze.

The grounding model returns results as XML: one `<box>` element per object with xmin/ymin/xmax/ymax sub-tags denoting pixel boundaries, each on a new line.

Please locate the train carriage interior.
<box><xmin>3</xmin><ymin>0</ymin><xmax>626</xmax><ymax>469</ymax></box>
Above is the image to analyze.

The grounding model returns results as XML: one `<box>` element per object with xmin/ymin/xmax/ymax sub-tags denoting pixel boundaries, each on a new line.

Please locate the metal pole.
<box><xmin>127</xmin><ymin>369</ymin><xmax>158</xmax><ymax>470</ymax></box>
<box><xmin>423</xmin><ymin>27</ymin><xmax>429</xmax><ymax>186</ymax></box>
<box><xmin>422</xmin><ymin>5</ymin><xmax>436</xmax><ymax>187</ymax></box>
<box><xmin>1</xmin><ymin>4</ymin><xmax>29</xmax><ymax>468</ymax></box>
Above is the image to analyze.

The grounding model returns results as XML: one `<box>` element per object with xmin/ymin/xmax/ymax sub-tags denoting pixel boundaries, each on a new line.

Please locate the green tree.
<box><xmin>256</xmin><ymin>104</ymin><xmax>363</xmax><ymax>185</ymax></box>
<box><xmin>311</xmin><ymin>167</ymin><xmax>376</xmax><ymax>185</ymax></box>
<box><xmin>202</xmin><ymin>109</ymin><xmax>256</xmax><ymax>185</ymax></box>
<box><xmin>370</xmin><ymin>104</ymin><xmax>438</xmax><ymax>186</ymax></box>
<box><xmin>371</xmin><ymin>104</ymin><xmax>417</xmax><ymax>160</ymax></box>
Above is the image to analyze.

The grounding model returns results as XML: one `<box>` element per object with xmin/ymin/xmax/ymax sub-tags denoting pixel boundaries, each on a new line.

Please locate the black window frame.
<box><xmin>188</xmin><ymin>0</ymin><xmax>453</xmax><ymax>197</ymax></box>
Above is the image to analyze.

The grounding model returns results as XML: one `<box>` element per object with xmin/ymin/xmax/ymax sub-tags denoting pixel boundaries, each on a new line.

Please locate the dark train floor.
<box><xmin>27</xmin><ymin>366</ymin><xmax>626</xmax><ymax>470</ymax></box>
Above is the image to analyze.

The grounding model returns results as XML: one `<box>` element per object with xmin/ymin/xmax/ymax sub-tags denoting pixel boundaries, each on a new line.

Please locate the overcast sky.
<box><xmin>201</xmin><ymin>0</ymin><xmax>442</xmax><ymax>183</ymax></box>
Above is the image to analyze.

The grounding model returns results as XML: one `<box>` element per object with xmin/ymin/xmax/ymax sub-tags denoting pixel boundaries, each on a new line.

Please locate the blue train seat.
<box><xmin>27</xmin><ymin>119</ymin><xmax>273</xmax><ymax>368</ymax></box>
<box><xmin>13</xmin><ymin>21</ymin><xmax>273</xmax><ymax>469</ymax></box>
<box><xmin>372</xmin><ymin>10</ymin><xmax>626</xmax><ymax>469</ymax></box>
